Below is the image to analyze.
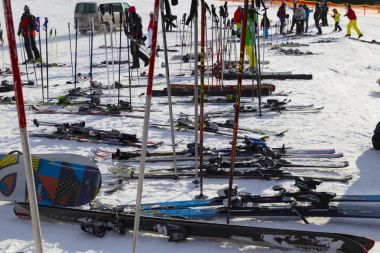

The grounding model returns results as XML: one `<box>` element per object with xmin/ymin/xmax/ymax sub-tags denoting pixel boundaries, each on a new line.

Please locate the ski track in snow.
<box><xmin>0</xmin><ymin>1</ymin><xmax>380</xmax><ymax>252</ymax></box>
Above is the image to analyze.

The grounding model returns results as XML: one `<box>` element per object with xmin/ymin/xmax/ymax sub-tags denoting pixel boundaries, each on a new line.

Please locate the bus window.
<box><xmin>75</xmin><ymin>3</ymin><xmax>96</xmax><ymax>14</ymax></box>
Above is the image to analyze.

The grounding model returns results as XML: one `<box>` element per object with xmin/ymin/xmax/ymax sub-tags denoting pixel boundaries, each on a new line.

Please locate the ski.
<box><xmin>29</xmin><ymin>105</ymin><xmax>145</xmax><ymax>118</ymax></box>
<box><xmin>14</xmin><ymin>203</ymin><xmax>374</xmax><ymax>252</ymax></box>
<box><xmin>349</xmin><ymin>37</ymin><xmax>380</xmax><ymax>45</ymax></box>
<box><xmin>108</xmin><ymin>165</ymin><xmax>353</xmax><ymax>183</ymax></box>
<box><xmin>90</xmin><ymin>177</ymin><xmax>380</xmax><ymax>211</ymax></box>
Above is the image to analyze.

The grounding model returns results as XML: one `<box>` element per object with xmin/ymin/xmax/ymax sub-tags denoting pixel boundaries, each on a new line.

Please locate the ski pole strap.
<box><xmin>43</xmin><ymin>17</ymin><xmax>48</xmax><ymax>30</ymax></box>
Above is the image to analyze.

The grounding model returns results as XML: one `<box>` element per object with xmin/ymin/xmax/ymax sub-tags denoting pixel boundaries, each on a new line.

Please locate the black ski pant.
<box><xmin>280</xmin><ymin>18</ymin><xmax>286</xmax><ymax>34</ymax></box>
<box><xmin>314</xmin><ymin>18</ymin><xmax>322</xmax><ymax>34</ymax></box>
<box><xmin>290</xmin><ymin>15</ymin><xmax>296</xmax><ymax>32</ymax></box>
<box><xmin>23</xmin><ymin>34</ymin><xmax>40</xmax><ymax>60</ymax></box>
<box><xmin>334</xmin><ymin>21</ymin><xmax>342</xmax><ymax>31</ymax></box>
<box><xmin>304</xmin><ymin>18</ymin><xmax>309</xmax><ymax>33</ymax></box>
<box><xmin>131</xmin><ymin>41</ymin><xmax>149</xmax><ymax>68</ymax></box>
<box><xmin>296</xmin><ymin>20</ymin><xmax>304</xmax><ymax>35</ymax></box>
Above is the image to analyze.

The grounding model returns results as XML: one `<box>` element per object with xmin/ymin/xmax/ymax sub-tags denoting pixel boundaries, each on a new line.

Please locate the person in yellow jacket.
<box><xmin>331</xmin><ymin>8</ymin><xmax>342</xmax><ymax>32</ymax></box>
<box><xmin>344</xmin><ymin>4</ymin><xmax>363</xmax><ymax>38</ymax></box>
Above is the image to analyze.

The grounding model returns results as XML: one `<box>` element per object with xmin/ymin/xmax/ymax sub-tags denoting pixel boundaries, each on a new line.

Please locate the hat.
<box><xmin>24</xmin><ymin>5</ymin><xmax>30</xmax><ymax>13</ymax></box>
<box><xmin>128</xmin><ymin>6</ymin><xmax>136</xmax><ymax>14</ymax></box>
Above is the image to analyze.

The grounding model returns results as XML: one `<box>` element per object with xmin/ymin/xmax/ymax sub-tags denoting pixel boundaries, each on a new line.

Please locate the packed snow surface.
<box><xmin>0</xmin><ymin>0</ymin><xmax>380</xmax><ymax>252</ymax></box>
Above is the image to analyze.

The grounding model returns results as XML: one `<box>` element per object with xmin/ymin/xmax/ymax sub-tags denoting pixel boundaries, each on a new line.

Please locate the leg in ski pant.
<box><xmin>334</xmin><ymin>21</ymin><xmax>342</xmax><ymax>32</ymax></box>
<box><xmin>131</xmin><ymin>41</ymin><xmax>140</xmax><ymax>68</ymax></box>
<box><xmin>23</xmin><ymin>35</ymin><xmax>34</xmax><ymax>61</ymax></box>
<box><xmin>290</xmin><ymin>16</ymin><xmax>296</xmax><ymax>32</ymax></box>
<box><xmin>314</xmin><ymin>18</ymin><xmax>322</xmax><ymax>34</ymax></box>
<box><xmin>347</xmin><ymin>20</ymin><xmax>362</xmax><ymax>36</ymax></box>
<box><xmin>30</xmin><ymin>35</ymin><xmax>40</xmax><ymax>59</ymax></box>
<box><xmin>264</xmin><ymin>27</ymin><xmax>269</xmax><ymax>39</ymax></box>
<box><xmin>280</xmin><ymin>18</ymin><xmax>285</xmax><ymax>34</ymax></box>
<box><xmin>304</xmin><ymin>18</ymin><xmax>309</xmax><ymax>33</ymax></box>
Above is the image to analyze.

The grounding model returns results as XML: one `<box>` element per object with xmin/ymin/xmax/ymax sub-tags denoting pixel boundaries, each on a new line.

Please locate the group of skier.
<box><xmin>274</xmin><ymin>1</ymin><xmax>362</xmax><ymax>38</ymax></box>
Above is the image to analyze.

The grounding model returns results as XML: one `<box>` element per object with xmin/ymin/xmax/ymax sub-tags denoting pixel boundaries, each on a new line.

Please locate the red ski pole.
<box><xmin>2</xmin><ymin>0</ymin><xmax>44</xmax><ymax>251</ymax></box>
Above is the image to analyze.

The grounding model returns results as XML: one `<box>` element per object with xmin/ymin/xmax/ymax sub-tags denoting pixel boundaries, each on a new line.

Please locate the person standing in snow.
<box><xmin>303</xmin><ymin>4</ymin><xmax>312</xmax><ymax>33</ymax></box>
<box><xmin>147</xmin><ymin>11</ymin><xmax>154</xmax><ymax>48</ymax></box>
<box><xmin>331</xmin><ymin>8</ymin><xmax>342</xmax><ymax>32</ymax></box>
<box><xmin>320</xmin><ymin>0</ymin><xmax>329</xmax><ymax>26</ymax></box>
<box><xmin>233</xmin><ymin>6</ymin><xmax>242</xmax><ymax>37</ymax></box>
<box><xmin>289</xmin><ymin>0</ymin><xmax>297</xmax><ymax>33</ymax></box>
<box><xmin>277</xmin><ymin>2</ymin><xmax>288</xmax><ymax>35</ymax></box>
<box><xmin>294</xmin><ymin>4</ymin><xmax>306</xmax><ymax>35</ymax></box>
<box><xmin>344</xmin><ymin>4</ymin><xmax>363</xmax><ymax>38</ymax></box>
<box><xmin>260</xmin><ymin>13</ymin><xmax>270</xmax><ymax>39</ymax></box>
<box><xmin>314</xmin><ymin>2</ymin><xmax>322</xmax><ymax>35</ymax></box>
<box><xmin>17</xmin><ymin>5</ymin><xmax>41</xmax><ymax>63</ymax></box>
<box><xmin>125</xmin><ymin>6</ymin><xmax>149</xmax><ymax>68</ymax></box>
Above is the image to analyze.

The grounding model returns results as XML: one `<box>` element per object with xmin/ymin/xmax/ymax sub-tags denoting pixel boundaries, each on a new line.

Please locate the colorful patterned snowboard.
<box><xmin>0</xmin><ymin>152</ymin><xmax>101</xmax><ymax>207</ymax></box>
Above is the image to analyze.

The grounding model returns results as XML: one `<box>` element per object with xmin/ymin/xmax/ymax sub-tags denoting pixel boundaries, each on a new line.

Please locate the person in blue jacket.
<box><xmin>302</xmin><ymin>4</ymin><xmax>312</xmax><ymax>33</ymax></box>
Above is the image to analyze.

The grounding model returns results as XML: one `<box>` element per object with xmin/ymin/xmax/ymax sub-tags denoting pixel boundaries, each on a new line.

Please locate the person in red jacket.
<box><xmin>17</xmin><ymin>5</ymin><xmax>40</xmax><ymax>63</ymax></box>
<box><xmin>233</xmin><ymin>6</ymin><xmax>242</xmax><ymax>37</ymax></box>
<box><xmin>344</xmin><ymin>4</ymin><xmax>363</xmax><ymax>38</ymax></box>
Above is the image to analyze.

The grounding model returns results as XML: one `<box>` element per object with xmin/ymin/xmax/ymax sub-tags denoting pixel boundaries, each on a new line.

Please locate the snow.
<box><xmin>0</xmin><ymin>0</ymin><xmax>380</xmax><ymax>252</ymax></box>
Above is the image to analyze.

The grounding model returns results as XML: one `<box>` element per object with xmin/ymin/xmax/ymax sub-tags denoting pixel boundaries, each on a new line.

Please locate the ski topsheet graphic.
<box><xmin>0</xmin><ymin>152</ymin><xmax>101</xmax><ymax>207</ymax></box>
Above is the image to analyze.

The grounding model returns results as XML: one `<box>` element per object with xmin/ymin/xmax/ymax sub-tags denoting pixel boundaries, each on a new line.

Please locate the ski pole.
<box><xmin>55</xmin><ymin>29</ymin><xmax>58</xmax><ymax>66</ymax></box>
<box><xmin>74</xmin><ymin>18</ymin><xmax>78</xmax><ymax>88</ymax></box>
<box><xmin>192</xmin><ymin>0</ymin><xmax>199</xmax><ymax>186</ymax></box>
<box><xmin>117</xmin><ymin>11</ymin><xmax>123</xmax><ymax>107</ymax></box>
<box><xmin>36</xmin><ymin>17</ymin><xmax>44</xmax><ymax>102</ymax></box>
<box><xmin>2</xmin><ymin>1</ymin><xmax>44</xmax><ymax>252</ymax></box>
<box><xmin>226</xmin><ymin>0</ymin><xmax>248</xmax><ymax>225</ymax></box>
<box><xmin>197</xmin><ymin>0</ymin><xmax>208</xmax><ymax>199</ymax></box>
<box><xmin>89</xmin><ymin>18</ymin><xmax>94</xmax><ymax>95</ymax></box>
<box><xmin>160</xmin><ymin>0</ymin><xmax>178</xmax><ymax>178</ymax></box>
<box><xmin>131</xmin><ymin>1</ymin><xmax>160</xmax><ymax>252</ymax></box>
<box><xmin>19</xmin><ymin>36</ymin><xmax>30</xmax><ymax>84</ymax></box>
<box><xmin>125</xmin><ymin>11</ymin><xmax>132</xmax><ymax>108</ymax></box>
<box><xmin>109</xmin><ymin>5</ymin><xmax>116</xmax><ymax>104</ymax></box>
<box><xmin>26</xmin><ymin>26</ymin><xmax>39</xmax><ymax>87</ymax></box>
<box><xmin>44</xmin><ymin>17</ymin><xmax>49</xmax><ymax>100</ymax></box>
<box><xmin>68</xmin><ymin>22</ymin><xmax>74</xmax><ymax>79</ymax></box>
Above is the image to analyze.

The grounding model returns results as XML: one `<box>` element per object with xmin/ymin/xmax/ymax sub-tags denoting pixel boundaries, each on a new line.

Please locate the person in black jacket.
<box><xmin>125</xmin><ymin>6</ymin><xmax>149</xmax><ymax>68</ymax></box>
<box><xmin>314</xmin><ymin>2</ymin><xmax>322</xmax><ymax>35</ymax></box>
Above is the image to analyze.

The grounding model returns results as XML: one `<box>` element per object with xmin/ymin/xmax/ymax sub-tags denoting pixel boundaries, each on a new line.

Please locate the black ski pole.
<box><xmin>117</xmin><ymin>11</ymin><xmax>123</xmax><ymax>107</ymax></box>
<box><xmin>44</xmin><ymin>17</ymin><xmax>49</xmax><ymax>100</ymax></box>
<box><xmin>89</xmin><ymin>18</ymin><xmax>94</xmax><ymax>95</ymax></box>
<box><xmin>68</xmin><ymin>22</ymin><xmax>74</xmax><ymax>79</ymax></box>
<box><xmin>36</xmin><ymin>17</ymin><xmax>44</xmax><ymax>102</ymax></box>
<box><xmin>125</xmin><ymin>11</ymin><xmax>132</xmax><ymax>108</ymax></box>
<box><xmin>26</xmin><ymin>26</ymin><xmax>39</xmax><ymax>87</ymax></box>
<box><xmin>74</xmin><ymin>18</ymin><xmax>78</xmax><ymax>88</ymax></box>
<box><xmin>19</xmin><ymin>35</ymin><xmax>30</xmax><ymax>84</ymax></box>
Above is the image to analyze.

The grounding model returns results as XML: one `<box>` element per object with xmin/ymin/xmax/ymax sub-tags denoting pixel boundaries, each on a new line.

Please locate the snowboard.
<box><xmin>0</xmin><ymin>152</ymin><xmax>101</xmax><ymax>207</ymax></box>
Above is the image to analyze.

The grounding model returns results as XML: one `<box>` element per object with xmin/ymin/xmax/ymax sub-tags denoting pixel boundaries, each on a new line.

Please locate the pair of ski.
<box><xmin>150</xmin><ymin>117</ymin><xmax>271</xmax><ymax>140</ymax></box>
<box><xmin>90</xmin><ymin>141</ymin><xmax>344</xmax><ymax>162</ymax></box>
<box><xmin>29</xmin><ymin>104</ymin><xmax>145</xmax><ymax>118</ymax></box>
<box><xmin>30</xmin><ymin>119</ymin><xmax>163</xmax><ymax>148</ymax></box>
<box><xmin>91</xmin><ymin>177</ymin><xmax>380</xmax><ymax>222</ymax></box>
<box><xmin>108</xmin><ymin>161</ymin><xmax>352</xmax><ymax>183</ymax></box>
<box><xmin>13</xmin><ymin>202</ymin><xmax>375</xmax><ymax>252</ymax></box>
